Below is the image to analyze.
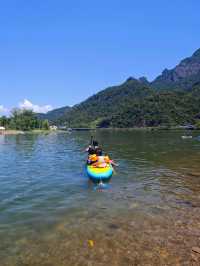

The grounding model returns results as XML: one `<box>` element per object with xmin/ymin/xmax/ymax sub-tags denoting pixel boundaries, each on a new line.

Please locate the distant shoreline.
<box><xmin>0</xmin><ymin>130</ymin><xmax>25</xmax><ymax>135</ymax></box>
<box><xmin>0</xmin><ymin>129</ymin><xmax>55</xmax><ymax>135</ymax></box>
<box><xmin>0</xmin><ymin>127</ymin><xmax>199</xmax><ymax>135</ymax></box>
<box><xmin>67</xmin><ymin>126</ymin><xmax>199</xmax><ymax>131</ymax></box>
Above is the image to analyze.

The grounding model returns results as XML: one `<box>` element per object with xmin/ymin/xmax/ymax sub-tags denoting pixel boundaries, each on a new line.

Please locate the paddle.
<box><xmin>112</xmin><ymin>165</ymin><xmax>118</xmax><ymax>175</ymax></box>
<box><xmin>90</xmin><ymin>135</ymin><xmax>93</xmax><ymax>146</ymax></box>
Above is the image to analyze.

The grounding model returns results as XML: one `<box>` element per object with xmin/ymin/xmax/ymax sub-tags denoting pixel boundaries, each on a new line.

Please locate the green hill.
<box><xmin>38</xmin><ymin>48</ymin><xmax>200</xmax><ymax>128</ymax></box>
<box><xmin>37</xmin><ymin>106</ymin><xmax>71</xmax><ymax>123</ymax></box>
<box><xmin>56</xmin><ymin>78</ymin><xmax>152</xmax><ymax>127</ymax></box>
<box><xmin>50</xmin><ymin>79</ymin><xmax>200</xmax><ymax>128</ymax></box>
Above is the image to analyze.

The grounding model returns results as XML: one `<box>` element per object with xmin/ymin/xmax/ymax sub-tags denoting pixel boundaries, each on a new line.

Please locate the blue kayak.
<box><xmin>86</xmin><ymin>164</ymin><xmax>113</xmax><ymax>182</ymax></box>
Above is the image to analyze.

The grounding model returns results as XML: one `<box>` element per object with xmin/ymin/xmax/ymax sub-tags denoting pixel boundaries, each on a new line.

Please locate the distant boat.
<box><xmin>181</xmin><ymin>135</ymin><xmax>192</xmax><ymax>139</ymax></box>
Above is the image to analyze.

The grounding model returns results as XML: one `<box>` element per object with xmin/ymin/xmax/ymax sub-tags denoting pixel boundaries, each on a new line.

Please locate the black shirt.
<box><xmin>87</xmin><ymin>147</ymin><xmax>95</xmax><ymax>155</ymax></box>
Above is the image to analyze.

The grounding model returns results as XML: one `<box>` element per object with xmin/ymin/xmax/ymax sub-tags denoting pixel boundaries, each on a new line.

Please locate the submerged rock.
<box><xmin>108</xmin><ymin>224</ymin><xmax>120</xmax><ymax>230</ymax></box>
<box><xmin>192</xmin><ymin>247</ymin><xmax>200</xmax><ymax>254</ymax></box>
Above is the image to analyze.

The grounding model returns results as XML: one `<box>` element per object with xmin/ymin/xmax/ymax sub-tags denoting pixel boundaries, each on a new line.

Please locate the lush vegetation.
<box><xmin>37</xmin><ymin>48</ymin><xmax>200</xmax><ymax>128</ymax></box>
<box><xmin>40</xmin><ymin>78</ymin><xmax>200</xmax><ymax>128</ymax></box>
<box><xmin>0</xmin><ymin>109</ymin><xmax>50</xmax><ymax>131</ymax></box>
<box><xmin>107</xmin><ymin>86</ymin><xmax>200</xmax><ymax>128</ymax></box>
<box><xmin>3</xmin><ymin>48</ymin><xmax>200</xmax><ymax>129</ymax></box>
<box><xmin>37</xmin><ymin>106</ymin><xmax>71</xmax><ymax>122</ymax></box>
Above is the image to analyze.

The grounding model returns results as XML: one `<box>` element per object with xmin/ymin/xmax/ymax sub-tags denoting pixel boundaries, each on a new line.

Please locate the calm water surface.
<box><xmin>0</xmin><ymin>130</ymin><xmax>200</xmax><ymax>265</ymax></box>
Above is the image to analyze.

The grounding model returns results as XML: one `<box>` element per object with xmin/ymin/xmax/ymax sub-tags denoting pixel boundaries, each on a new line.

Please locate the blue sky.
<box><xmin>0</xmin><ymin>0</ymin><xmax>200</xmax><ymax>114</ymax></box>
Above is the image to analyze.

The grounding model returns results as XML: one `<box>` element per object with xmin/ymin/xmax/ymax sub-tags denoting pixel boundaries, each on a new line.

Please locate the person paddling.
<box><xmin>86</xmin><ymin>140</ymin><xmax>101</xmax><ymax>155</ymax></box>
<box><xmin>86</xmin><ymin>138</ymin><xmax>118</xmax><ymax>168</ymax></box>
<box><xmin>85</xmin><ymin>136</ymin><xmax>96</xmax><ymax>155</ymax></box>
<box><xmin>92</xmin><ymin>141</ymin><xmax>101</xmax><ymax>154</ymax></box>
<box><xmin>86</xmin><ymin>140</ymin><xmax>101</xmax><ymax>164</ymax></box>
<box><xmin>85</xmin><ymin>145</ymin><xmax>95</xmax><ymax>155</ymax></box>
<box><xmin>92</xmin><ymin>151</ymin><xmax>118</xmax><ymax>168</ymax></box>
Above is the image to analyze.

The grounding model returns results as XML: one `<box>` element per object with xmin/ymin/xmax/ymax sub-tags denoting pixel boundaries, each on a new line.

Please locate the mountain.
<box><xmin>57</xmin><ymin>78</ymin><xmax>153</xmax><ymax>127</ymax></box>
<box><xmin>39</xmin><ymin>48</ymin><xmax>200</xmax><ymax>128</ymax></box>
<box><xmin>37</xmin><ymin>106</ymin><xmax>71</xmax><ymax>122</ymax></box>
<box><xmin>49</xmin><ymin>79</ymin><xmax>200</xmax><ymax>128</ymax></box>
<box><xmin>152</xmin><ymin>48</ymin><xmax>200</xmax><ymax>90</ymax></box>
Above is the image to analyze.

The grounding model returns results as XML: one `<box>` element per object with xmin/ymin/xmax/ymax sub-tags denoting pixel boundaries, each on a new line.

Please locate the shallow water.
<box><xmin>0</xmin><ymin>130</ymin><xmax>200</xmax><ymax>265</ymax></box>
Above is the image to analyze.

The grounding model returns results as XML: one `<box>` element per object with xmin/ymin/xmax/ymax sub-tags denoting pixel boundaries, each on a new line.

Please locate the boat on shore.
<box><xmin>181</xmin><ymin>135</ymin><xmax>192</xmax><ymax>139</ymax></box>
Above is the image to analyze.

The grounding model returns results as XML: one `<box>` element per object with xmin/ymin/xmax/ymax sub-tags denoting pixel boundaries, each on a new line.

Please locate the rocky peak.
<box><xmin>139</xmin><ymin>76</ymin><xmax>149</xmax><ymax>84</ymax></box>
<box><xmin>193</xmin><ymin>48</ymin><xmax>200</xmax><ymax>58</ymax></box>
<box><xmin>152</xmin><ymin>48</ymin><xmax>200</xmax><ymax>89</ymax></box>
<box><xmin>126</xmin><ymin>76</ymin><xmax>136</xmax><ymax>82</ymax></box>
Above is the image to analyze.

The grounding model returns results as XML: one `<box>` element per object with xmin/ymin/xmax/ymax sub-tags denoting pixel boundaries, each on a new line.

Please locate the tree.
<box><xmin>0</xmin><ymin>116</ymin><xmax>9</xmax><ymax>128</ymax></box>
<box><xmin>42</xmin><ymin>119</ymin><xmax>50</xmax><ymax>130</ymax></box>
<box><xmin>9</xmin><ymin>108</ymin><xmax>40</xmax><ymax>131</ymax></box>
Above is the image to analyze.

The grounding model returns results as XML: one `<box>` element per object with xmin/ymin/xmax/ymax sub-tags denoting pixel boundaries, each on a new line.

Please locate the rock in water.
<box><xmin>192</xmin><ymin>247</ymin><xmax>200</xmax><ymax>254</ymax></box>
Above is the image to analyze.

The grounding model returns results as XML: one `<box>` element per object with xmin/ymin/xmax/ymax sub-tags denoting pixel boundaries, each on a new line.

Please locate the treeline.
<box><xmin>106</xmin><ymin>89</ymin><xmax>200</xmax><ymax>128</ymax></box>
<box><xmin>0</xmin><ymin>109</ymin><xmax>50</xmax><ymax>131</ymax></box>
<box><xmin>49</xmin><ymin>79</ymin><xmax>200</xmax><ymax>129</ymax></box>
<box><xmin>37</xmin><ymin>48</ymin><xmax>200</xmax><ymax>128</ymax></box>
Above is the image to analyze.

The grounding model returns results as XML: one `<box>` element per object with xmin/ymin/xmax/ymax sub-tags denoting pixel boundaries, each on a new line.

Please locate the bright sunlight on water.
<box><xmin>0</xmin><ymin>130</ymin><xmax>200</xmax><ymax>265</ymax></box>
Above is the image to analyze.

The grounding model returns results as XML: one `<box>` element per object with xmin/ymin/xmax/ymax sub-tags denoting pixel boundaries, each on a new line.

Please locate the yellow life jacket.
<box><xmin>89</xmin><ymin>154</ymin><xmax>98</xmax><ymax>162</ymax></box>
<box><xmin>104</xmin><ymin>155</ymin><xmax>110</xmax><ymax>163</ymax></box>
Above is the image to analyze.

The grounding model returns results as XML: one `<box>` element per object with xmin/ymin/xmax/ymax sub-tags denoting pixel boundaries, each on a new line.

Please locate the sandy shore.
<box><xmin>0</xmin><ymin>129</ymin><xmax>64</xmax><ymax>135</ymax></box>
<box><xmin>0</xmin><ymin>130</ymin><xmax>25</xmax><ymax>135</ymax></box>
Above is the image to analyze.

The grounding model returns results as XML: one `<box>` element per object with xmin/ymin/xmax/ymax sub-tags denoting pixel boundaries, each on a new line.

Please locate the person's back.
<box><xmin>92</xmin><ymin>141</ymin><xmax>101</xmax><ymax>155</ymax></box>
<box><xmin>98</xmin><ymin>155</ymin><xmax>105</xmax><ymax>163</ymax></box>
<box><xmin>86</xmin><ymin>145</ymin><xmax>95</xmax><ymax>155</ymax></box>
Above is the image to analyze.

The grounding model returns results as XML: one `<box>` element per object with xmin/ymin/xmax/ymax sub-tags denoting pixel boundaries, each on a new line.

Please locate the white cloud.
<box><xmin>19</xmin><ymin>99</ymin><xmax>53</xmax><ymax>113</ymax></box>
<box><xmin>0</xmin><ymin>105</ymin><xmax>8</xmax><ymax>115</ymax></box>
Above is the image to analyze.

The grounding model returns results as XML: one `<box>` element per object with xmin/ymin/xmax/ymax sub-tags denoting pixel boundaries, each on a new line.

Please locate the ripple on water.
<box><xmin>0</xmin><ymin>131</ymin><xmax>200</xmax><ymax>265</ymax></box>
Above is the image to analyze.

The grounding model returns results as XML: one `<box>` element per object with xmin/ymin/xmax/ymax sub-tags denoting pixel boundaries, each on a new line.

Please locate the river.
<box><xmin>0</xmin><ymin>130</ymin><xmax>200</xmax><ymax>265</ymax></box>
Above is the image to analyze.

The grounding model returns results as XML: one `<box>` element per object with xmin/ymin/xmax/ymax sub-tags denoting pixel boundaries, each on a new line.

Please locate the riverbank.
<box><xmin>0</xmin><ymin>130</ymin><xmax>25</xmax><ymax>135</ymax></box>
<box><xmin>1</xmin><ymin>127</ymin><xmax>199</xmax><ymax>136</ymax></box>
<box><xmin>0</xmin><ymin>129</ymin><xmax>64</xmax><ymax>135</ymax></box>
<box><xmin>30</xmin><ymin>129</ymin><xmax>66</xmax><ymax>134</ymax></box>
<box><xmin>68</xmin><ymin>126</ymin><xmax>200</xmax><ymax>131</ymax></box>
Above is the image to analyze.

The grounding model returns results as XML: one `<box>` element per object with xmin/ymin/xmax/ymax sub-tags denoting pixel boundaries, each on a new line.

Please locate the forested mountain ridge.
<box><xmin>57</xmin><ymin>78</ymin><xmax>152</xmax><ymax>127</ymax></box>
<box><xmin>48</xmin><ymin>81</ymin><xmax>200</xmax><ymax>128</ymax></box>
<box><xmin>37</xmin><ymin>106</ymin><xmax>71</xmax><ymax>122</ymax></box>
<box><xmin>34</xmin><ymin>48</ymin><xmax>200</xmax><ymax>128</ymax></box>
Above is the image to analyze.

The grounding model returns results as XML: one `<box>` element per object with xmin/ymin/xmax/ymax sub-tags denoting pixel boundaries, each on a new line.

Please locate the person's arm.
<box><xmin>110</xmin><ymin>160</ymin><xmax>119</xmax><ymax>166</ymax></box>
<box><xmin>85</xmin><ymin>145</ymin><xmax>92</xmax><ymax>152</ymax></box>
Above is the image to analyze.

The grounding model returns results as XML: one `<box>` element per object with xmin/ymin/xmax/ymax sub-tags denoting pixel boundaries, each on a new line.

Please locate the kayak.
<box><xmin>86</xmin><ymin>163</ymin><xmax>113</xmax><ymax>182</ymax></box>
